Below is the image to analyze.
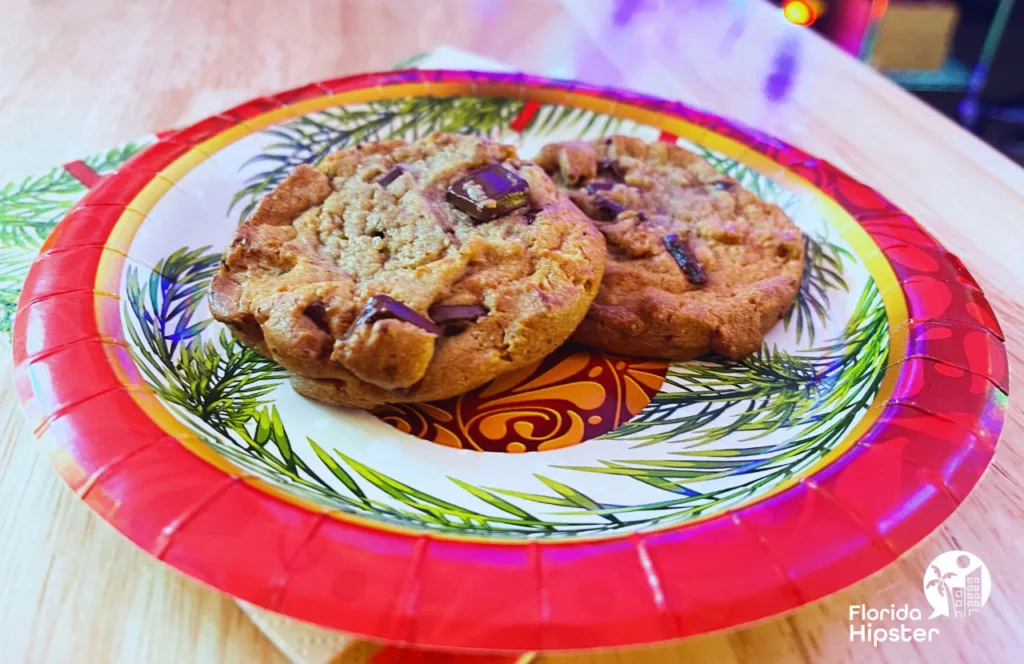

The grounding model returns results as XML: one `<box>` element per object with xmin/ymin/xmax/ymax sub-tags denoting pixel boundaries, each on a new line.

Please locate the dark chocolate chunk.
<box><xmin>597</xmin><ymin>159</ymin><xmax>625</xmax><ymax>181</ymax></box>
<box><xmin>636</xmin><ymin>211</ymin><xmax>648</xmax><ymax>222</ymax></box>
<box><xmin>594</xmin><ymin>195</ymin><xmax>626</xmax><ymax>221</ymax></box>
<box><xmin>662</xmin><ymin>234</ymin><xmax>708</xmax><ymax>286</ymax></box>
<box><xmin>586</xmin><ymin>181</ymin><xmax>614</xmax><ymax>194</ymax></box>
<box><xmin>303</xmin><ymin>300</ymin><xmax>332</xmax><ymax>334</ymax></box>
<box><xmin>712</xmin><ymin>181</ymin><xmax>735</xmax><ymax>191</ymax></box>
<box><xmin>378</xmin><ymin>166</ymin><xmax>405</xmax><ymax>187</ymax></box>
<box><xmin>428</xmin><ymin>304</ymin><xmax>488</xmax><ymax>326</ymax></box>
<box><xmin>352</xmin><ymin>295</ymin><xmax>442</xmax><ymax>336</ymax></box>
<box><xmin>446</xmin><ymin>164</ymin><xmax>530</xmax><ymax>222</ymax></box>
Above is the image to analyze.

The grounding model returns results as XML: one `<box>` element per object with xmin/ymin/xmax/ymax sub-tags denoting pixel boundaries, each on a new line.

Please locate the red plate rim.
<box><xmin>11</xmin><ymin>69</ymin><xmax>1009</xmax><ymax>652</ymax></box>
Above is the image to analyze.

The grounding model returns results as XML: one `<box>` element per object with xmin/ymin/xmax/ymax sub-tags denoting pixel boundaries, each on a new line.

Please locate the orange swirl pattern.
<box><xmin>374</xmin><ymin>345</ymin><xmax>668</xmax><ymax>452</ymax></box>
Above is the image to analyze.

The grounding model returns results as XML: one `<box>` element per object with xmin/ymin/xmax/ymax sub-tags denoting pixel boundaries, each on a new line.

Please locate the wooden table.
<box><xmin>1</xmin><ymin>1</ymin><xmax>1022</xmax><ymax>662</ymax></box>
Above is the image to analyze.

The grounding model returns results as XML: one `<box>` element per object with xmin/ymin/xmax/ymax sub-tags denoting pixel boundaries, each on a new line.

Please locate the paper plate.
<box><xmin>12</xmin><ymin>70</ymin><xmax>1008</xmax><ymax>652</ymax></box>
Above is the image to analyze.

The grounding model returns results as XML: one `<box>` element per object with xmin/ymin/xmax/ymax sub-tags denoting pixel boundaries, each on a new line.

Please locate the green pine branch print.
<box><xmin>0</xmin><ymin>249</ymin><xmax>29</xmax><ymax>336</ymax></box>
<box><xmin>603</xmin><ymin>281</ymin><xmax>887</xmax><ymax>447</ymax></box>
<box><xmin>122</xmin><ymin>247</ymin><xmax>588</xmax><ymax>535</ymax></box>
<box><xmin>0</xmin><ymin>140</ymin><xmax>151</xmax><ymax>251</ymax></box>
<box><xmin>0</xmin><ymin>166</ymin><xmax>83</xmax><ymax>250</ymax></box>
<box><xmin>0</xmin><ymin>165</ymin><xmax>86</xmax><ymax>337</ymax></box>
<box><xmin>229</xmin><ymin>96</ymin><xmax>623</xmax><ymax>222</ymax></box>
<box><xmin>123</xmin><ymin>240</ymin><xmax>887</xmax><ymax>538</ymax></box>
<box><xmin>690</xmin><ymin>143</ymin><xmax>790</xmax><ymax>204</ymax></box>
<box><xmin>562</xmin><ymin>280</ymin><xmax>888</xmax><ymax>523</ymax></box>
<box><xmin>786</xmin><ymin>233</ymin><xmax>853</xmax><ymax>344</ymax></box>
<box><xmin>82</xmin><ymin>140</ymin><xmax>151</xmax><ymax>176</ymax></box>
<box><xmin>389</xmin><ymin>52</ymin><xmax>429</xmax><ymax>69</ymax></box>
<box><xmin>0</xmin><ymin>139</ymin><xmax>153</xmax><ymax>338</ymax></box>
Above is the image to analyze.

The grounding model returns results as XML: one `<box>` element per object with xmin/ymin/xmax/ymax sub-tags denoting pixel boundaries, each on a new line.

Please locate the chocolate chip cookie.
<box><xmin>209</xmin><ymin>134</ymin><xmax>606</xmax><ymax>408</ymax></box>
<box><xmin>535</xmin><ymin>135</ymin><xmax>804</xmax><ymax>360</ymax></box>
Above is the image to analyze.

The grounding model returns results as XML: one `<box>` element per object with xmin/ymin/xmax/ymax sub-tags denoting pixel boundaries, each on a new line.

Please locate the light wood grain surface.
<box><xmin>2</xmin><ymin>1</ymin><xmax>1022</xmax><ymax>663</ymax></box>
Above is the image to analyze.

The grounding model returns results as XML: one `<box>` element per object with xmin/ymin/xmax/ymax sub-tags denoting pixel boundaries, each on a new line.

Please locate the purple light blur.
<box><xmin>765</xmin><ymin>35</ymin><xmax>801</xmax><ymax>102</ymax></box>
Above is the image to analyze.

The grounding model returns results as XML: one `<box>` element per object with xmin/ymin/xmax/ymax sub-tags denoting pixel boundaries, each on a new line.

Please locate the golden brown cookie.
<box><xmin>535</xmin><ymin>135</ymin><xmax>803</xmax><ymax>360</ymax></box>
<box><xmin>209</xmin><ymin>134</ymin><xmax>606</xmax><ymax>408</ymax></box>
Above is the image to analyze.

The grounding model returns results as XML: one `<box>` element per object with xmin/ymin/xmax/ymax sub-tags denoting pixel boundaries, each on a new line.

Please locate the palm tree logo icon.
<box><xmin>925</xmin><ymin>564</ymin><xmax>958</xmax><ymax>613</ymax></box>
<box><xmin>923</xmin><ymin>551</ymin><xmax>992</xmax><ymax>619</ymax></box>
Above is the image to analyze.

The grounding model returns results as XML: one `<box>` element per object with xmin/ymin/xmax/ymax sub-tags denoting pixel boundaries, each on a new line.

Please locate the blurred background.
<box><xmin>772</xmin><ymin>0</ymin><xmax>1024</xmax><ymax>164</ymax></box>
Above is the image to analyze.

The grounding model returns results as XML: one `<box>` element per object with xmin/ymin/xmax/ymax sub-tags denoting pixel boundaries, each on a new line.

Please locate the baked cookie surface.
<box><xmin>535</xmin><ymin>135</ymin><xmax>804</xmax><ymax>360</ymax></box>
<box><xmin>209</xmin><ymin>134</ymin><xmax>606</xmax><ymax>408</ymax></box>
